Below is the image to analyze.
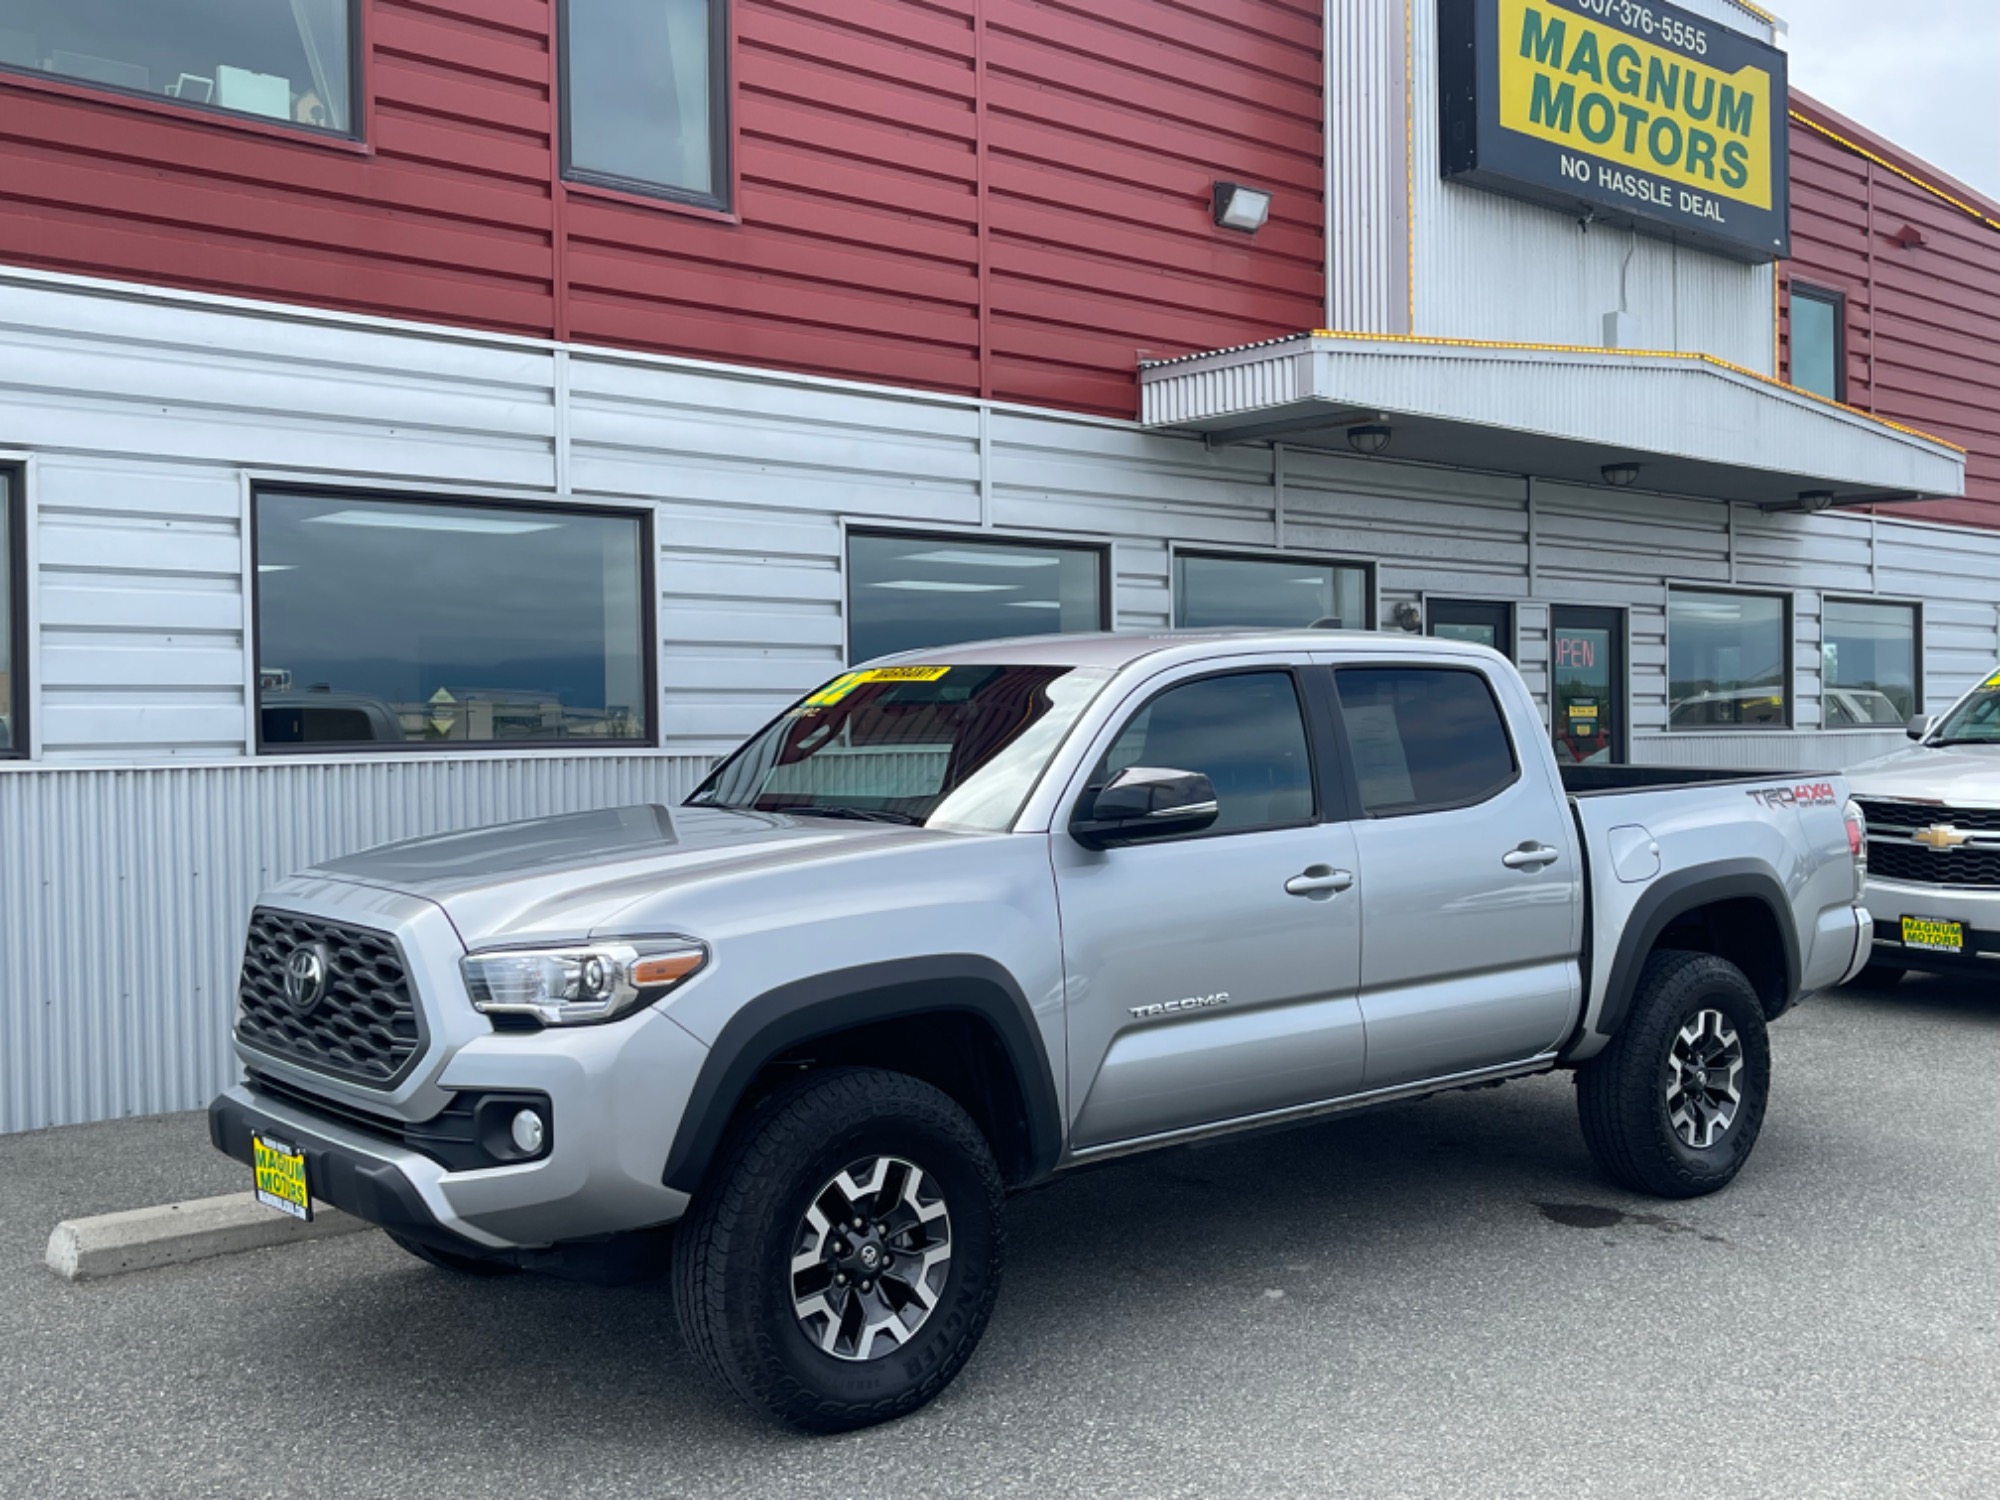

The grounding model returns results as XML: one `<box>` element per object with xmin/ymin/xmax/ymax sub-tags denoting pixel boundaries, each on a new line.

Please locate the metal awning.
<box><xmin>1139</xmin><ymin>332</ymin><xmax>1965</xmax><ymax>509</ymax></box>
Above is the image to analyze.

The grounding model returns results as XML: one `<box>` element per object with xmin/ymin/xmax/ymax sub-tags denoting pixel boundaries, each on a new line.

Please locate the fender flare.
<box><xmin>1590</xmin><ymin>860</ymin><xmax>1800</xmax><ymax>1042</ymax></box>
<box><xmin>660</xmin><ymin>955</ymin><xmax>1062</xmax><ymax>1195</ymax></box>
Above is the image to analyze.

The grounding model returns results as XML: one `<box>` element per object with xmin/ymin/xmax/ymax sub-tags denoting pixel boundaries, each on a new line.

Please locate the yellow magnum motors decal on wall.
<box><xmin>1439</xmin><ymin>0</ymin><xmax>1790</xmax><ymax>262</ymax></box>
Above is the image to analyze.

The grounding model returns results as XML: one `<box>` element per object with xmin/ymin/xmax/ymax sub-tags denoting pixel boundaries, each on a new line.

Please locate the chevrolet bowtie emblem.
<box><xmin>1914</xmin><ymin>825</ymin><xmax>1972</xmax><ymax>850</ymax></box>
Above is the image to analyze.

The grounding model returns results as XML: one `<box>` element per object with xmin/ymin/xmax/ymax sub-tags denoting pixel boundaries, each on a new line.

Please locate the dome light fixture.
<box><xmin>1601</xmin><ymin>462</ymin><xmax>1641</xmax><ymax>487</ymax></box>
<box><xmin>1347</xmin><ymin>423</ymin><xmax>1392</xmax><ymax>456</ymax></box>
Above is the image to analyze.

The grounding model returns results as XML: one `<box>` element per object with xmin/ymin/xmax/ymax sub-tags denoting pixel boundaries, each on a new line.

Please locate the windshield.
<box><xmin>1931</xmin><ymin>674</ymin><xmax>2000</xmax><ymax>745</ymax></box>
<box><xmin>687</xmin><ymin>664</ymin><xmax>1113</xmax><ymax>831</ymax></box>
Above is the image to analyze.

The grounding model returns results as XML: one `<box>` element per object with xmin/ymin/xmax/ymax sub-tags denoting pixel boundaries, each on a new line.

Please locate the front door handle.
<box><xmin>1286</xmin><ymin>865</ymin><xmax>1356</xmax><ymax>899</ymax></box>
<box><xmin>1502</xmin><ymin>842</ymin><xmax>1562</xmax><ymax>871</ymax></box>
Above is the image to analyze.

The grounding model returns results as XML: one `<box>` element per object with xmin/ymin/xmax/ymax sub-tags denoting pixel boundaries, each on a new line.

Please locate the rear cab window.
<box><xmin>1333</xmin><ymin>667</ymin><xmax>1519</xmax><ymax>816</ymax></box>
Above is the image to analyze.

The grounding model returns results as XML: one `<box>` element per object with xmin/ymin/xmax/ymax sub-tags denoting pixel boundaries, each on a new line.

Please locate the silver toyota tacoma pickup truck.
<box><xmin>210</xmin><ymin>632</ymin><xmax>1872</xmax><ymax>1429</ymax></box>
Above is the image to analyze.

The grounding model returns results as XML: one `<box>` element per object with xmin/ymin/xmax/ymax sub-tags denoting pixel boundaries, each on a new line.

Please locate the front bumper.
<box><xmin>1860</xmin><ymin>876</ymin><xmax>2000</xmax><ymax>974</ymax></box>
<box><xmin>211</xmin><ymin>1001</ymin><xmax>709</xmax><ymax>1250</ymax></box>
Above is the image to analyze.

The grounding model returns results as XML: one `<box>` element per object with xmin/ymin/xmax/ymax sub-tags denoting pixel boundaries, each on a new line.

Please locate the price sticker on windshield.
<box><xmin>802</xmin><ymin>666</ymin><xmax>951</xmax><ymax>708</ymax></box>
<box><xmin>1984</xmin><ymin>671</ymin><xmax>2000</xmax><ymax>689</ymax></box>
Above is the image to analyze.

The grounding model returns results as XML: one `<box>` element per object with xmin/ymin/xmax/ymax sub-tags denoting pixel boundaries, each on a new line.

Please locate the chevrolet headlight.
<box><xmin>461</xmin><ymin>941</ymin><xmax>707</xmax><ymax>1026</ymax></box>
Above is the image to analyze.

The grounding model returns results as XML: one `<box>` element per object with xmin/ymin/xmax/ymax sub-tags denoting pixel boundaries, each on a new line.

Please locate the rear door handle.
<box><xmin>1502</xmin><ymin>843</ymin><xmax>1562</xmax><ymax>870</ymax></box>
<box><xmin>1286</xmin><ymin>865</ymin><xmax>1355</xmax><ymax>899</ymax></box>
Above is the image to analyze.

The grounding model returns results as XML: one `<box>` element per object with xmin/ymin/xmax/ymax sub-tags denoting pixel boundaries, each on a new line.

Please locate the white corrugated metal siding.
<box><xmin>0</xmin><ymin>755</ymin><xmax>708</xmax><ymax>1132</ymax></box>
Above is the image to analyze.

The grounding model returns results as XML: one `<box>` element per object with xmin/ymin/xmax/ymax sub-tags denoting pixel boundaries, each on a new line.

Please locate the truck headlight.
<box><xmin>461</xmin><ymin>941</ymin><xmax>707</xmax><ymax>1026</ymax></box>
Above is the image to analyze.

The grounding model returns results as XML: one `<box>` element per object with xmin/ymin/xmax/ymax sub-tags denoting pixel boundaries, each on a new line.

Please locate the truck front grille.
<box><xmin>1857</xmin><ymin>799</ymin><xmax>2000</xmax><ymax>834</ymax></box>
<box><xmin>236</xmin><ymin>910</ymin><xmax>425</xmax><ymax>1087</ymax></box>
<box><xmin>1869</xmin><ymin>841</ymin><xmax>2000</xmax><ymax>888</ymax></box>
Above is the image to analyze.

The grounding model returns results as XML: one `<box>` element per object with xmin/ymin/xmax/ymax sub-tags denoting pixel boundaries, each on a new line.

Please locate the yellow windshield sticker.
<box><xmin>1984</xmin><ymin>671</ymin><xmax>2000</xmax><ymax>689</ymax></box>
<box><xmin>802</xmin><ymin>666</ymin><xmax>951</xmax><ymax>707</ymax></box>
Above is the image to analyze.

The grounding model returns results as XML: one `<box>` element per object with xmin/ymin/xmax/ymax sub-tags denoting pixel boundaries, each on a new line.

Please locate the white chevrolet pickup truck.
<box><xmin>210</xmin><ymin>632</ymin><xmax>1871</xmax><ymax>1429</ymax></box>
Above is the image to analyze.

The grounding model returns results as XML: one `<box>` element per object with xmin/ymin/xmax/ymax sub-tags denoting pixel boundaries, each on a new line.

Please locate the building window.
<box><xmin>1427</xmin><ymin>599</ymin><xmax>1514</xmax><ymax>659</ymax></box>
<box><xmin>847</xmin><ymin>532</ymin><xmax>1106</xmax><ymax>665</ymax></box>
<box><xmin>1789</xmin><ymin>284</ymin><xmax>1845</xmax><ymax>402</ymax></box>
<box><xmin>1173</xmin><ymin>551</ymin><xmax>1373</xmax><ymax>631</ymax></box>
<box><xmin>253</xmin><ymin>492</ymin><xmax>652</xmax><ymax>752</ymax></box>
<box><xmin>1</xmin><ymin>465</ymin><xmax>22</xmax><ymax>757</ymax></box>
<box><xmin>1668</xmin><ymin>590</ymin><xmax>1790</xmax><ymax>730</ymax></box>
<box><xmin>562</xmin><ymin>0</ymin><xmax>729</xmax><ymax>209</ymax></box>
<box><xmin>0</xmin><ymin>1</ymin><xmax>356</xmax><ymax>135</ymax></box>
<box><xmin>1823</xmin><ymin>599</ymin><xmax>1919</xmax><ymax>727</ymax></box>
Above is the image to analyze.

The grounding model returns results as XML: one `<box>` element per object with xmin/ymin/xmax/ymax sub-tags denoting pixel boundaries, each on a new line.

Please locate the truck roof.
<box><xmin>864</xmin><ymin>628</ymin><xmax>1507</xmax><ymax>673</ymax></box>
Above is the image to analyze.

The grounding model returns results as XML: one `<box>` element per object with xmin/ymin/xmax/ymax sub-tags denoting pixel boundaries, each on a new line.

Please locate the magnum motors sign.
<box><xmin>1439</xmin><ymin>0</ymin><xmax>1790</xmax><ymax>261</ymax></box>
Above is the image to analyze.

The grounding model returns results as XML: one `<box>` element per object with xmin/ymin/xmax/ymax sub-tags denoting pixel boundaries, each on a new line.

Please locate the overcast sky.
<box><xmin>1782</xmin><ymin>0</ymin><xmax>2000</xmax><ymax>200</ymax></box>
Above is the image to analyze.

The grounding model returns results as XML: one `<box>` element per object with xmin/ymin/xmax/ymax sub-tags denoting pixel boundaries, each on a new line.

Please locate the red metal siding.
<box><xmin>0</xmin><ymin>0</ymin><xmax>1323</xmax><ymax>420</ymax></box>
<box><xmin>1783</xmin><ymin>94</ymin><xmax>2000</xmax><ymax>529</ymax></box>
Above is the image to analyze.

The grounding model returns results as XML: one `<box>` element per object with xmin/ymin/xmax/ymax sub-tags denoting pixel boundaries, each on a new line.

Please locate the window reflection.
<box><xmin>1823</xmin><ymin>599</ymin><xmax>1917</xmax><ymax>724</ymax></box>
<box><xmin>1668</xmin><ymin>591</ymin><xmax>1788</xmax><ymax>730</ymax></box>
<box><xmin>847</xmin><ymin>533</ymin><xmax>1104</xmax><ymax>664</ymax></box>
<box><xmin>1174</xmin><ymin>553</ymin><xmax>1371</xmax><ymax>630</ymax></box>
<box><xmin>0</xmin><ymin>0</ymin><xmax>354</xmax><ymax>133</ymax></box>
<box><xmin>565</xmin><ymin>0</ymin><xmax>722</xmax><ymax>201</ymax></box>
<box><xmin>254</xmin><ymin>493</ymin><xmax>650</xmax><ymax>750</ymax></box>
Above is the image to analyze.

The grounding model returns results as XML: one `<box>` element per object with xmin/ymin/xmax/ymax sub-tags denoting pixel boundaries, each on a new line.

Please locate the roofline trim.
<box><xmin>1139</xmin><ymin>329</ymin><xmax>1965</xmax><ymax>456</ymax></box>
<box><xmin>1788</xmin><ymin>109</ymin><xmax>2000</xmax><ymax>236</ymax></box>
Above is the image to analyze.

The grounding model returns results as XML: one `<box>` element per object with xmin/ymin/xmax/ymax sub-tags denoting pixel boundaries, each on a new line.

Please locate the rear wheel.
<box><xmin>1576</xmin><ymin>950</ymin><xmax>1772</xmax><ymax>1199</ymax></box>
<box><xmin>672</xmin><ymin>1067</ymin><xmax>1005</xmax><ymax>1432</ymax></box>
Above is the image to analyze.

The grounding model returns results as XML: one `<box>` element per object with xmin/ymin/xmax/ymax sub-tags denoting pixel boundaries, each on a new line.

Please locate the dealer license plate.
<box><xmin>1901</xmin><ymin>916</ymin><xmax>1964</xmax><ymax>955</ymax></box>
<box><xmin>252</xmin><ymin>1134</ymin><xmax>313</xmax><ymax>1222</ymax></box>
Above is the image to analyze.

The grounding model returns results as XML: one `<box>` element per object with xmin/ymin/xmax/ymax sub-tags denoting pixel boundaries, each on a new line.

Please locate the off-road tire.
<box><xmin>1576</xmin><ymin>950</ymin><xmax>1772</xmax><ymax>1199</ymax></box>
<box><xmin>386</xmin><ymin>1231</ymin><xmax>518</xmax><ymax>1276</ymax></box>
<box><xmin>671</xmin><ymin>1066</ymin><xmax>1005</xmax><ymax>1432</ymax></box>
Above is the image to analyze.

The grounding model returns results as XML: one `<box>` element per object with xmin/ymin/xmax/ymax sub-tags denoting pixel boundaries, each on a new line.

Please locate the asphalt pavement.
<box><xmin>3</xmin><ymin>973</ymin><xmax>1995</xmax><ymax>1499</ymax></box>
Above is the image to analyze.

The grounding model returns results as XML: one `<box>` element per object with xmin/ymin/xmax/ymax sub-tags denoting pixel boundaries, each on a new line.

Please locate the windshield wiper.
<box><xmin>1928</xmin><ymin>737</ymin><xmax>2000</xmax><ymax>748</ymax></box>
<box><xmin>779</xmin><ymin>806</ymin><xmax>923</xmax><ymax>826</ymax></box>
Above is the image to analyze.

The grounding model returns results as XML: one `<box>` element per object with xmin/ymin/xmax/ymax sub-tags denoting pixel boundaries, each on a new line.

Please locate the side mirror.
<box><xmin>1907</xmin><ymin>714</ymin><xmax>1937</xmax><ymax>742</ymax></box>
<box><xmin>1071</xmin><ymin>766</ymin><xmax>1219</xmax><ymax>850</ymax></box>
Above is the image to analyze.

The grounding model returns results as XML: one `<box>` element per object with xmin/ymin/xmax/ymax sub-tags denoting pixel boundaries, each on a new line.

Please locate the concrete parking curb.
<box><xmin>45</xmin><ymin>1194</ymin><xmax>370</xmax><ymax>1281</ymax></box>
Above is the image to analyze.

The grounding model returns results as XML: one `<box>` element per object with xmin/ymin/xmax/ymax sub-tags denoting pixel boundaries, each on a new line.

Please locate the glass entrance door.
<box><xmin>1550</xmin><ymin>606</ymin><xmax>1626</xmax><ymax>765</ymax></box>
<box><xmin>1427</xmin><ymin>599</ymin><xmax>1514</xmax><ymax>659</ymax></box>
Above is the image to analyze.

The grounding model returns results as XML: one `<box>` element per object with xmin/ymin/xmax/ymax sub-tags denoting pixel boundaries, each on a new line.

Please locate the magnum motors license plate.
<box><xmin>252</xmin><ymin>1134</ymin><xmax>312</xmax><ymax>1221</ymax></box>
<box><xmin>1901</xmin><ymin>916</ymin><xmax>1964</xmax><ymax>955</ymax></box>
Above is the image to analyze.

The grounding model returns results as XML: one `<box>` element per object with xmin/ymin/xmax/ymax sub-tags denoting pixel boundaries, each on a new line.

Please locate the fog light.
<box><xmin>510</xmin><ymin>1109</ymin><xmax>546</xmax><ymax>1156</ymax></box>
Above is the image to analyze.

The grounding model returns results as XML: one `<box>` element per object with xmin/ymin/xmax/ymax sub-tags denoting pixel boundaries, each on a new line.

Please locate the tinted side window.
<box><xmin>1335</xmin><ymin>668</ymin><xmax>1517</xmax><ymax>815</ymax></box>
<box><xmin>1093</xmin><ymin>672</ymin><xmax>1314</xmax><ymax>835</ymax></box>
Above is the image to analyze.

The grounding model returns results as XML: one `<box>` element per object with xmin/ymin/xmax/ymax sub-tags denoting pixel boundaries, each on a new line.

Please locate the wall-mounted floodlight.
<box><xmin>1213</xmin><ymin>182</ymin><xmax>1272</xmax><ymax>234</ymax></box>
<box><xmin>1601</xmin><ymin>462</ymin><xmax>1640</xmax><ymax>487</ymax></box>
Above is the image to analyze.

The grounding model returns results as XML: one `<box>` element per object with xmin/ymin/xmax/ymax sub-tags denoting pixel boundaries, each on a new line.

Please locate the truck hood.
<box><xmin>1845</xmin><ymin>743</ymin><xmax>2000</xmax><ymax>806</ymax></box>
<box><xmin>309</xmin><ymin>803</ymin><xmax>941</xmax><ymax>947</ymax></box>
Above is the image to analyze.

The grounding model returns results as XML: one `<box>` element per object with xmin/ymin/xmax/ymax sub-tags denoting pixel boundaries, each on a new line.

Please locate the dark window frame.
<box><xmin>1788</xmin><ymin>282</ymin><xmax>1847</xmax><ymax>403</ymax></box>
<box><xmin>843</xmin><ymin>526</ymin><xmax>1112</xmax><ymax>667</ymax></box>
<box><xmin>1</xmin><ymin>461</ymin><xmax>25</xmax><ymax>760</ymax></box>
<box><xmin>1821</xmin><ymin>595</ymin><xmax>1923</xmax><ymax>730</ymax></box>
<box><xmin>558</xmin><ymin>0</ymin><xmax>733</xmax><ymax>213</ymax></box>
<box><xmin>249</xmin><ymin>486</ymin><xmax>659</xmax><ymax>758</ymax></box>
<box><xmin>1666</xmin><ymin>586</ymin><xmax>1794</xmax><ymax>733</ymax></box>
<box><xmin>1424</xmin><ymin>597</ymin><xmax>1516</xmax><ymax>660</ymax></box>
<box><xmin>1170</xmin><ymin>545</ymin><xmax>1379</xmax><ymax>631</ymax></box>
<box><xmin>1075</xmin><ymin>665</ymin><xmax>1327</xmax><ymax>844</ymax></box>
<box><xmin>1327</xmin><ymin>663</ymin><xmax>1523</xmax><ymax>819</ymax></box>
<box><xmin>0</xmin><ymin>0</ymin><xmax>365</xmax><ymax>143</ymax></box>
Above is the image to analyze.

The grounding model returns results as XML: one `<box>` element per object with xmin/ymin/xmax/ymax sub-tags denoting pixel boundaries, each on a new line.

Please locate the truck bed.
<box><xmin>1559</xmin><ymin>764</ymin><xmax>1834</xmax><ymax>797</ymax></box>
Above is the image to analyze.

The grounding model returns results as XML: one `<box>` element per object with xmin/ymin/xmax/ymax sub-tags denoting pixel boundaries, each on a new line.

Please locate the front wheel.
<box><xmin>671</xmin><ymin>1067</ymin><xmax>1005</xmax><ymax>1432</ymax></box>
<box><xmin>1576</xmin><ymin>950</ymin><xmax>1772</xmax><ymax>1199</ymax></box>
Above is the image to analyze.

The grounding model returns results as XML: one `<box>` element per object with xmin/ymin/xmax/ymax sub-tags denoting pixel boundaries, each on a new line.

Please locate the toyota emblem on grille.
<box><xmin>283</xmin><ymin>943</ymin><xmax>333</xmax><ymax>1014</ymax></box>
